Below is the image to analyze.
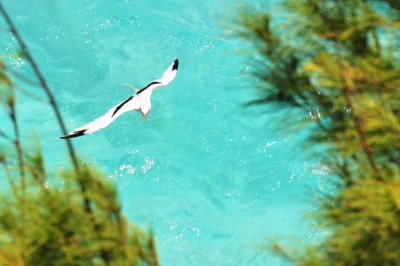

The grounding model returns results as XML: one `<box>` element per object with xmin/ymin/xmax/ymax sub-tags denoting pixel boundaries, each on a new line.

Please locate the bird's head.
<box><xmin>139</xmin><ymin>107</ymin><xmax>151</xmax><ymax>121</ymax></box>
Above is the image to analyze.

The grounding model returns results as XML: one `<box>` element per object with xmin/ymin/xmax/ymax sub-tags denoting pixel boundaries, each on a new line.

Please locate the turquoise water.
<box><xmin>1</xmin><ymin>0</ymin><xmax>329</xmax><ymax>265</ymax></box>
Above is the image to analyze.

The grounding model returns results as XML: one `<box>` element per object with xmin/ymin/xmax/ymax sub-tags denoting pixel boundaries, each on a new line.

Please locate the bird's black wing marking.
<box><xmin>112</xmin><ymin>96</ymin><xmax>133</xmax><ymax>117</ymax></box>
<box><xmin>60</xmin><ymin>129</ymin><xmax>86</xmax><ymax>139</ymax></box>
<box><xmin>172</xmin><ymin>59</ymin><xmax>179</xmax><ymax>70</ymax></box>
<box><xmin>137</xmin><ymin>81</ymin><xmax>161</xmax><ymax>95</ymax></box>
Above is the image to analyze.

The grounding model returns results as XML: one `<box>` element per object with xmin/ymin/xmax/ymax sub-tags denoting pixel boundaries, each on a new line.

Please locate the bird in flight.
<box><xmin>60</xmin><ymin>59</ymin><xmax>179</xmax><ymax>139</ymax></box>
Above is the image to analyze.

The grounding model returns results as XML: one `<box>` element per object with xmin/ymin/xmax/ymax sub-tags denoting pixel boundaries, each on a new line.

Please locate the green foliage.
<box><xmin>0</xmin><ymin>149</ymin><xmax>158</xmax><ymax>266</ymax></box>
<box><xmin>0</xmin><ymin>78</ymin><xmax>158</xmax><ymax>266</ymax></box>
<box><xmin>0</xmin><ymin>5</ymin><xmax>158</xmax><ymax>265</ymax></box>
<box><xmin>236</xmin><ymin>0</ymin><xmax>400</xmax><ymax>265</ymax></box>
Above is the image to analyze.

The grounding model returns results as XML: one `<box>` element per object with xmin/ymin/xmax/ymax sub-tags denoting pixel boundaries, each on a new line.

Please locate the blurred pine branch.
<box><xmin>235</xmin><ymin>0</ymin><xmax>400</xmax><ymax>265</ymax></box>
<box><xmin>0</xmin><ymin>3</ymin><xmax>158</xmax><ymax>266</ymax></box>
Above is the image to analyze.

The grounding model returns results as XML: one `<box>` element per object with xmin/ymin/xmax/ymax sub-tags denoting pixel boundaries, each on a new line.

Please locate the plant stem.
<box><xmin>334</xmin><ymin>44</ymin><xmax>383</xmax><ymax>182</ymax></box>
<box><xmin>1</xmin><ymin>161</ymin><xmax>18</xmax><ymax>197</ymax></box>
<box><xmin>9</xmin><ymin>104</ymin><xmax>25</xmax><ymax>191</ymax></box>
<box><xmin>0</xmin><ymin>2</ymin><xmax>79</xmax><ymax>171</ymax></box>
<box><xmin>0</xmin><ymin>129</ymin><xmax>13</xmax><ymax>142</ymax></box>
<box><xmin>0</xmin><ymin>3</ymin><xmax>108</xmax><ymax>262</ymax></box>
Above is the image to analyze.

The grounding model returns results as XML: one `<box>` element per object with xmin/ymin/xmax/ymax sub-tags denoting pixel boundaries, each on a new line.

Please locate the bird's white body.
<box><xmin>60</xmin><ymin>59</ymin><xmax>179</xmax><ymax>139</ymax></box>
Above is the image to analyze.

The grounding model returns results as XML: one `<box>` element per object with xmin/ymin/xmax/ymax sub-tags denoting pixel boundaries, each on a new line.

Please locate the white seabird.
<box><xmin>60</xmin><ymin>59</ymin><xmax>179</xmax><ymax>139</ymax></box>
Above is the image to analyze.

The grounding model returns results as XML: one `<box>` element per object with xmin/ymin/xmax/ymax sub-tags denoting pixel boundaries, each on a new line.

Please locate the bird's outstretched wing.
<box><xmin>60</xmin><ymin>96</ymin><xmax>139</xmax><ymax>139</ymax></box>
<box><xmin>136</xmin><ymin>59</ymin><xmax>179</xmax><ymax>94</ymax></box>
<box><xmin>159</xmin><ymin>59</ymin><xmax>179</xmax><ymax>86</ymax></box>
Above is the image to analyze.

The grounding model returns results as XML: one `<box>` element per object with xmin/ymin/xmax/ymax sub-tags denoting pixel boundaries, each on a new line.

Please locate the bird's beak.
<box><xmin>142</xmin><ymin>113</ymin><xmax>147</xmax><ymax>122</ymax></box>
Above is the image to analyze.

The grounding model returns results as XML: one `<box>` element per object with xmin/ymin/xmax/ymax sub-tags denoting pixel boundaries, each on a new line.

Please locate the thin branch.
<box><xmin>372</xmin><ymin>29</ymin><xmax>381</xmax><ymax>55</ymax></box>
<box><xmin>0</xmin><ymin>129</ymin><xmax>13</xmax><ymax>142</ymax></box>
<box><xmin>4</xmin><ymin>67</ymin><xmax>52</xmax><ymax>106</ymax></box>
<box><xmin>9</xmin><ymin>103</ymin><xmax>25</xmax><ymax>191</ymax></box>
<box><xmin>8</xmin><ymin>68</ymin><xmax>42</xmax><ymax>88</ymax></box>
<box><xmin>14</xmin><ymin>84</ymin><xmax>49</xmax><ymax>104</ymax></box>
<box><xmin>322</xmin><ymin>0</ymin><xmax>383</xmax><ymax>181</ymax></box>
<box><xmin>1</xmin><ymin>159</ymin><xmax>18</xmax><ymax>198</ymax></box>
<box><xmin>0</xmin><ymin>2</ymin><xmax>79</xmax><ymax>171</ymax></box>
<box><xmin>334</xmin><ymin>44</ymin><xmax>383</xmax><ymax>182</ymax></box>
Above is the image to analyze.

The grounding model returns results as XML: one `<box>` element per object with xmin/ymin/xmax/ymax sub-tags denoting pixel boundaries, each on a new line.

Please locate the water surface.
<box><xmin>1</xmin><ymin>0</ymin><xmax>328</xmax><ymax>264</ymax></box>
